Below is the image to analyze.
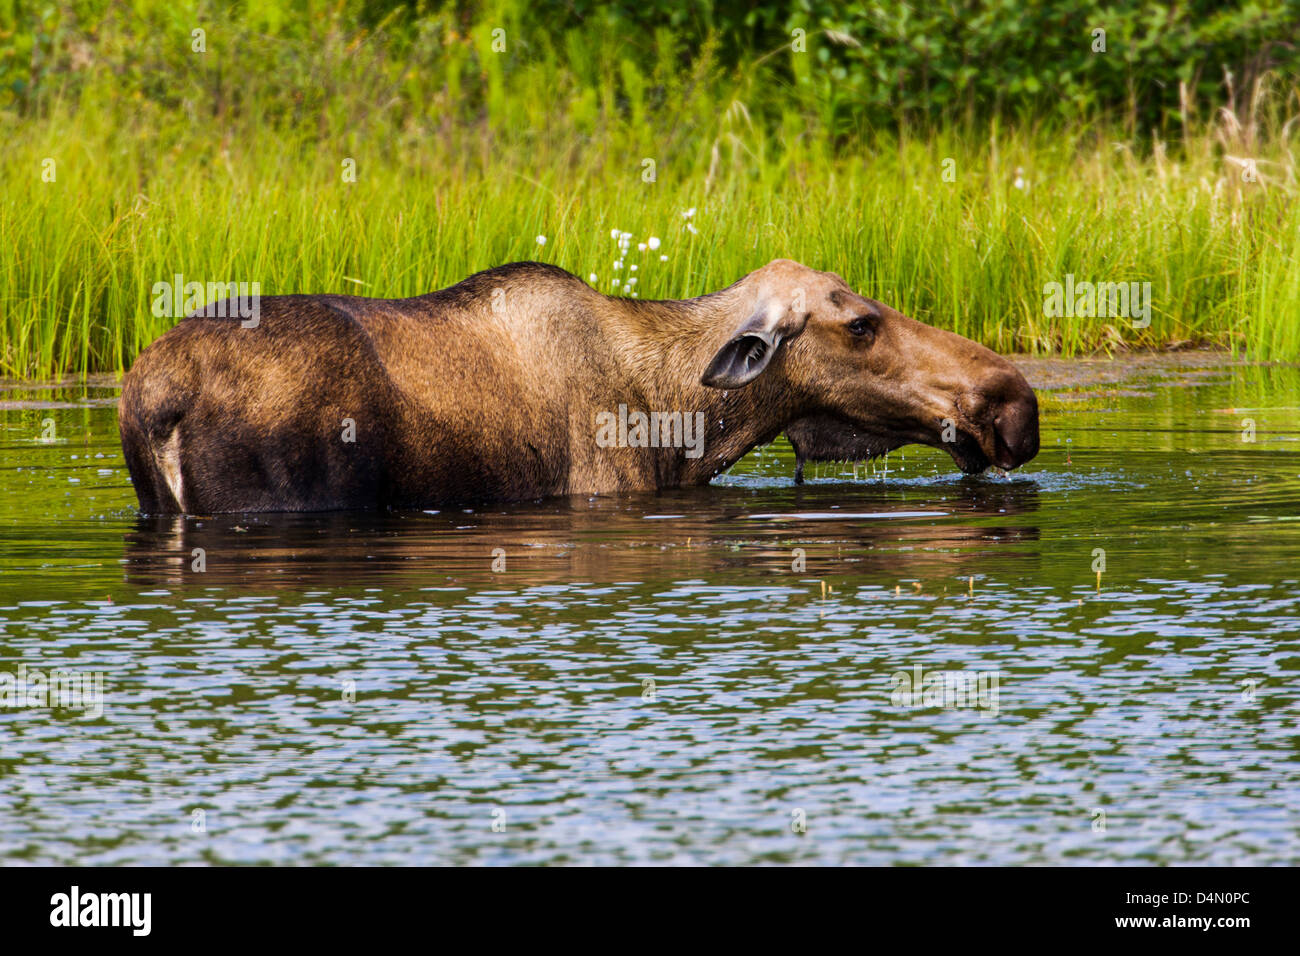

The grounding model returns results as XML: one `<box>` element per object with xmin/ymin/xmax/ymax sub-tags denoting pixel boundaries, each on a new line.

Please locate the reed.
<box><xmin>1</xmin><ymin>2</ymin><xmax>1296</xmax><ymax>379</ymax></box>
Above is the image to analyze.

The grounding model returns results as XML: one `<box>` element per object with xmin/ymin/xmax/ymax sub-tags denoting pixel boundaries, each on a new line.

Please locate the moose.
<box><xmin>118</xmin><ymin>259</ymin><xmax>1039</xmax><ymax>513</ymax></box>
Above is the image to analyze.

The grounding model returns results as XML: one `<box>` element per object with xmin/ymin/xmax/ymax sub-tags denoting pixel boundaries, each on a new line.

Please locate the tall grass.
<box><xmin>1</xmin><ymin>3</ymin><xmax>1297</xmax><ymax>379</ymax></box>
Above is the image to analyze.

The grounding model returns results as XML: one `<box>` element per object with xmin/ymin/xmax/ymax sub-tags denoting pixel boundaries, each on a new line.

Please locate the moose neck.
<box><xmin>605</xmin><ymin>283</ymin><xmax>805</xmax><ymax>484</ymax></box>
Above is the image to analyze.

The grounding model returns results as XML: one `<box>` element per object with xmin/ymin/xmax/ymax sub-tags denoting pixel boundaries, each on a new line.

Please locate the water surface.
<box><xmin>1</xmin><ymin>353</ymin><xmax>1298</xmax><ymax>864</ymax></box>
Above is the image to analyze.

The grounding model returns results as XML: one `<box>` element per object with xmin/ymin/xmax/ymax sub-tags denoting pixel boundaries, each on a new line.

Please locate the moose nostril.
<box><xmin>992</xmin><ymin>392</ymin><xmax>1040</xmax><ymax>467</ymax></box>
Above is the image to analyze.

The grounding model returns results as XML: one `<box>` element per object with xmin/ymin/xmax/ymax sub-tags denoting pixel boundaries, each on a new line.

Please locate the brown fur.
<box><xmin>118</xmin><ymin>259</ymin><xmax>1039</xmax><ymax>513</ymax></box>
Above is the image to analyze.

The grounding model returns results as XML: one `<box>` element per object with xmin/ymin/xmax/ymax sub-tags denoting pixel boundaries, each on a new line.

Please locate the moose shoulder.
<box><xmin>118</xmin><ymin>259</ymin><xmax>1039</xmax><ymax>514</ymax></box>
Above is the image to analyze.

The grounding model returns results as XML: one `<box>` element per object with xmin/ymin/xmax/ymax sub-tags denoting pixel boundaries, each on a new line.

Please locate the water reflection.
<box><xmin>121</xmin><ymin>480</ymin><xmax>1042</xmax><ymax>588</ymax></box>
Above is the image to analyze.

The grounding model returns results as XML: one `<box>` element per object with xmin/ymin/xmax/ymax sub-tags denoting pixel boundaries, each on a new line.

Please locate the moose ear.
<box><xmin>701</xmin><ymin>302</ymin><xmax>804</xmax><ymax>389</ymax></box>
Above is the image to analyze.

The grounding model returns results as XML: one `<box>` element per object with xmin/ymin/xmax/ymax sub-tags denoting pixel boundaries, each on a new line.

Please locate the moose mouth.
<box><xmin>948</xmin><ymin>388</ymin><xmax>1040</xmax><ymax>473</ymax></box>
<box><xmin>945</xmin><ymin>429</ymin><xmax>994</xmax><ymax>474</ymax></box>
<box><xmin>945</xmin><ymin>418</ymin><xmax>1042</xmax><ymax>474</ymax></box>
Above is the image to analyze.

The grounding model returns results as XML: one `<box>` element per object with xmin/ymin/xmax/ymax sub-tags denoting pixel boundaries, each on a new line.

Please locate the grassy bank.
<box><xmin>1</xmin><ymin>3</ymin><xmax>1298</xmax><ymax>378</ymax></box>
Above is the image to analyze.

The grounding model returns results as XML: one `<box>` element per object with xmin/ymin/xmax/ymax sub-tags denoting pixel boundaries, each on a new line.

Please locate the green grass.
<box><xmin>1</xmin><ymin>3</ymin><xmax>1297</xmax><ymax>379</ymax></box>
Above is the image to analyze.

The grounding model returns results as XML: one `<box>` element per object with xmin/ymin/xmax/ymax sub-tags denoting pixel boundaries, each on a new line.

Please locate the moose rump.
<box><xmin>119</xmin><ymin>300</ymin><xmax>401</xmax><ymax>513</ymax></box>
<box><xmin>122</xmin><ymin>307</ymin><xmax>566</xmax><ymax>515</ymax></box>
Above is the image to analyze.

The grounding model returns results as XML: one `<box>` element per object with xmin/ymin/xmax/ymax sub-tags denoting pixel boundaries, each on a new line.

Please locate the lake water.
<box><xmin>1</xmin><ymin>352</ymin><xmax>1298</xmax><ymax>865</ymax></box>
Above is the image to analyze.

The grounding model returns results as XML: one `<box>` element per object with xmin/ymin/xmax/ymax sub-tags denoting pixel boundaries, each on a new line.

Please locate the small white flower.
<box><xmin>589</xmin><ymin>273</ymin><xmax>598</xmax><ymax>283</ymax></box>
<box><xmin>621</xmin><ymin>231</ymin><xmax>632</xmax><ymax>240</ymax></box>
<box><xmin>536</xmin><ymin>235</ymin><xmax>547</xmax><ymax>245</ymax></box>
<box><xmin>660</xmin><ymin>254</ymin><xmax>668</xmax><ymax>261</ymax></box>
<box><xmin>612</xmin><ymin>278</ymin><xmax>621</xmax><ymax>287</ymax></box>
<box><xmin>613</xmin><ymin>260</ymin><xmax>622</xmax><ymax>270</ymax></box>
<box><xmin>610</xmin><ymin>229</ymin><xmax>620</xmax><ymax>240</ymax></box>
<box><xmin>627</xmin><ymin>278</ymin><xmax>636</xmax><ymax>286</ymax></box>
<box><xmin>686</xmin><ymin>223</ymin><xmax>698</xmax><ymax>234</ymax></box>
<box><xmin>631</xmin><ymin>292</ymin><xmax>638</xmax><ymax>297</ymax></box>
<box><xmin>682</xmin><ymin>208</ymin><xmax>696</xmax><ymax>219</ymax></box>
<box><xmin>630</xmin><ymin>264</ymin><xmax>638</xmax><ymax>271</ymax></box>
<box><xmin>637</xmin><ymin>242</ymin><xmax>646</xmax><ymax>251</ymax></box>
<box><xmin>647</xmin><ymin>237</ymin><xmax>660</xmax><ymax>250</ymax></box>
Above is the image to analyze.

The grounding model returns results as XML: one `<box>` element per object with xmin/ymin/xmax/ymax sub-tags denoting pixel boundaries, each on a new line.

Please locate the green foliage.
<box><xmin>569</xmin><ymin>1</ymin><xmax>1300</xmax><ymax>131</ymax></box>
<box><xmin>0</xmin><ymin>1</ymin><xmax>1297</xmax><ymax>378</ymax></box>
<box><xmin>5</xmin><ymin>1</ymin><xmax>1297</xmax><ymax>132</ymax></box>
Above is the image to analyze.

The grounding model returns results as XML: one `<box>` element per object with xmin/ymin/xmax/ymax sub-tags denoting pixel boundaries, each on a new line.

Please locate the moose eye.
<box><xmin>847</xmin><ymin>315</ymin><xmax>875</xmax><ymax>338</ymax></box>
